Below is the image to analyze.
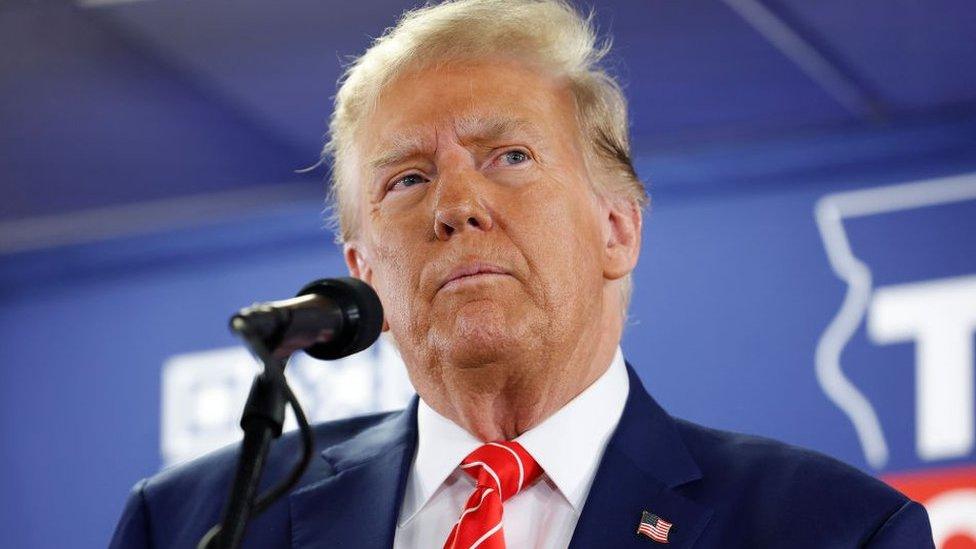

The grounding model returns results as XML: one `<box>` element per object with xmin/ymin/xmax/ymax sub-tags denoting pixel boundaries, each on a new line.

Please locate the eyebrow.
<box><xmin>454</xmin><ymin>114</ymin><xmax>543</xmax><ymax>146</ymax></box>
<box><xmin>368</xmin><ymin>114</ymin><xmax>543</xmax><ymax>170</ymax></box>
<box><xmin>368</xmin><ymin>132</ymin><xmax>433</xmax><ymax>170</ymax></box>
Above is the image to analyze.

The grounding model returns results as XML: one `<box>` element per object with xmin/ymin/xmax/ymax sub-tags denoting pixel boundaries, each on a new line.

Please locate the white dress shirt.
<box><xmin>393</xmin><ymin>348</ymin><xmax>630</xmax><ymax>549</ymax></box>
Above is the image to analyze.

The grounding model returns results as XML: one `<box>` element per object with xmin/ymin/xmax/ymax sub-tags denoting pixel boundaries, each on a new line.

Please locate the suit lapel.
<box><xmin>570</xmin><ymin>365</ymin><xmax>713</xmax><ymax>548</ymax></box>
<box><xmin>288</xmin><ymin>399</ymin><xmax>418</xmax><ymax>549</ymax></box>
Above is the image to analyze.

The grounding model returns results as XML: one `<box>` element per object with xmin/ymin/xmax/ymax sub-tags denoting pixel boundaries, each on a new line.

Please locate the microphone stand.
<box><xmin>195</xmin><ymin>277</ymin><xmax>382</xmax><ymax>549</ymax></box>
<box><xmin>197</xmin><ymin>325</ymin><xmax>313</xmax><ymax>549</ymax></box>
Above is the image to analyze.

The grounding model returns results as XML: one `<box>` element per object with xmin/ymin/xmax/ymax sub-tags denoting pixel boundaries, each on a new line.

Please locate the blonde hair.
<box><xmin>324</xmin><ymin>0</ymin><xmax>648</xmax><ymax>305</ymax></box>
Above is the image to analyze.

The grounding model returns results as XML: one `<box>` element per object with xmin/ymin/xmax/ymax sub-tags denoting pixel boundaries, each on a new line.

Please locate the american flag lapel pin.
<box><xmin>637</xmin><ymin>510</ymin><xmax>673</xmax><ymax>544</ymax></box>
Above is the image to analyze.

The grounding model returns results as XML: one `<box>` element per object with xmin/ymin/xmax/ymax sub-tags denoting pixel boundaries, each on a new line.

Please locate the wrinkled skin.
<box><xmin>344</xmin><ymin>60</ymin><xmax>641</xmax><ymax>440</ymax></box>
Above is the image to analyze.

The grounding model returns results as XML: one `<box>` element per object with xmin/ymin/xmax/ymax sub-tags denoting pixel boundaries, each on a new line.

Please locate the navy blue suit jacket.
<box><xmin>110</xmin><ymin>365</ymin><xmax>933</xmax><ymax>548</ymax></box>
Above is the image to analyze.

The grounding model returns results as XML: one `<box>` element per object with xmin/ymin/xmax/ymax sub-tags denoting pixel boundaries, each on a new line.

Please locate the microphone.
<box><xmin>229</xmin><ymin>277</ymin><xmax>384</xmax><ymax>360</ymax></box>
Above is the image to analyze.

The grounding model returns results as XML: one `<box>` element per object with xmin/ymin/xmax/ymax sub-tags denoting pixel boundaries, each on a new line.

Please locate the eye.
<box><xmin>496</xmin><ymin>149</ymin><xmax>531</xmax><ymax>167</ymax></box>
<box><xmin>389</xmin><ymin>172</ymin><xmax>428</xmax><ymax>191</ymax></box>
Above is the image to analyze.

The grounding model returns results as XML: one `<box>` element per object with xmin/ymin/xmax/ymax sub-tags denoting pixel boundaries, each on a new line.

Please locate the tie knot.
<box><xmin>460</xmin><ymin>441</ymin><xmax>542</xmax><ymax>501</ymax></box>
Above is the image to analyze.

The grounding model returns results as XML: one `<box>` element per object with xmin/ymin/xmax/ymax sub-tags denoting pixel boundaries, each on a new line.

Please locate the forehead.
<box><xmin>357</xmin><ymin>61</ymin><xmax>578</xmax><ymax>160</ymax></box>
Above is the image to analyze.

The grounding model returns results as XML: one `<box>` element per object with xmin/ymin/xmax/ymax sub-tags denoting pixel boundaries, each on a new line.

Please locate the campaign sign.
<box><xmin>815</xmin><ymin>174</ymin><xmax>976</xmax><ymax>546</ymax></box>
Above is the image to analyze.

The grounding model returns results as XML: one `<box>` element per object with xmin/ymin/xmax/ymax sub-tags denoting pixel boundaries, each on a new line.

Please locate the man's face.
<box><xmin>345</xmin><ymin>60</ymin><xmax>635</xmax><ymax>369</ymax></box>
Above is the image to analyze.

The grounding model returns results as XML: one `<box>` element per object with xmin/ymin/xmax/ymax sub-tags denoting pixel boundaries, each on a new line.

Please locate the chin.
<box><xmin>435</xmin><ymin>300</ymin><xmax>523</xmax><ymax>367</ymax></box>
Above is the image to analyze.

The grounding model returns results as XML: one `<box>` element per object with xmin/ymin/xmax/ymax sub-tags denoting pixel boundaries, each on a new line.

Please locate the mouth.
<box><xmin>438</xmin><ymin>262</ymin><xmax>512</xmax><ymax>292</ymax></box>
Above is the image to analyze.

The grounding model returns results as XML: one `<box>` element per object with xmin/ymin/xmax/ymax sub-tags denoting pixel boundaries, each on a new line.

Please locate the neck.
<box><xmin>413</xmin><ymin>290</ymin><xmax>624</xmax><ymax>441</ymax></box>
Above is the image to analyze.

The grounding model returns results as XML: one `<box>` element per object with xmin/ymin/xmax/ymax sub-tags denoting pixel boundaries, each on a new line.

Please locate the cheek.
<box><xmin>367</xmin><ymin>202</ymin><xmax>426</xmax><ymax>275</ymax></box>
<box><xmin>365</xmin><ymin>219</ymin><xmax>432</xmax><ymax>326</ymax></box>
<box><xmin>500</xmin><ymin>181</ymin><xmax>606</xmax><ymax>314</ymax></box>
<box><xmin>371</xmin><ymin>241</ymin><xmax>415</xmax><ymax>299</ymax></box>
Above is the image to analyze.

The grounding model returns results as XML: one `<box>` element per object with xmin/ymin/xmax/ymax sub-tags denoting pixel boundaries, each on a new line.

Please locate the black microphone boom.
<box><xmin>230</xmin><ymin>277</ymin><xmax>384</xmax><ymax>361</ymax></box>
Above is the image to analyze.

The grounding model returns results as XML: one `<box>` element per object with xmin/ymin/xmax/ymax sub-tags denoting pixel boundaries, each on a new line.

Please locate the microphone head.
<box><xmin>296</xmin><ymin>277</ymin><xmax>384</xmax><ymax>360</ymax></box>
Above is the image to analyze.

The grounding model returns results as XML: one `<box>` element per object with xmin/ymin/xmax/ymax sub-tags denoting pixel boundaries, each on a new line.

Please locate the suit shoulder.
<box><xmin>144</xmin><ymin>409</ymin><xmax>399</xmax><ymax>496</ymax></box>
<box><xmin>673</xmin><ymin>417</ymin><xmax>910</xmax><ymax>512</ymax></box>
<box><xmin>668</xmin><ymin>418</ymin><xmax>933</xmax><ymax>546</ymax></box>
<box><xmin>113</xmin><ymin>410</ymin><xmax>402</xmax><ymax>547</ymax></box>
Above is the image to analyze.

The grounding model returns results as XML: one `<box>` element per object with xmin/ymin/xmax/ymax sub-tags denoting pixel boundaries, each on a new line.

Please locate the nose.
<box><xmin>433</xmin><ymin>173</ymin><xmax>494</xmax><ymax>241</ymax></box>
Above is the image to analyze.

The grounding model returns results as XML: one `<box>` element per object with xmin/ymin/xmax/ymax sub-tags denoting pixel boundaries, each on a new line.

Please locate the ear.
<box><xmin>344</xmin><ymin>242</ymin><xmax>390</xmax><ymax>332</ymax></box>
<box><xmin>602</xmin><ymin>198</ymin><xmax>642</xmax><ymax>281</ymax></box>
<box><xmin>343</xmin><ymin>242</ymin><xmax>372</xmax><ymax>283</ymax></box>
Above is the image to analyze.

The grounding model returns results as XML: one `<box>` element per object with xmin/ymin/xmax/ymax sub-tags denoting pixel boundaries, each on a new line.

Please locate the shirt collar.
<box><xmin>399</xmin><ymin>394</ymin><xmax>483</xmax><ymax>526</ymax></box>
<box><xmin>515</xmin><ymin>347</ymin><xmax>629</xmax><ymax>511</ymax></box>
<box><xmin>399</xmin><ymin>347</ymin><xmax>630</xmax><ymax>524</ymax></box>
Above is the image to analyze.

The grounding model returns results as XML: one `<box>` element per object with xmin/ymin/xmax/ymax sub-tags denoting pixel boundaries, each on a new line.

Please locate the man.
<box><xmin>111</xmin><ymin>1</ymin><xmax>934</xmax><ymax>547</ymax></box>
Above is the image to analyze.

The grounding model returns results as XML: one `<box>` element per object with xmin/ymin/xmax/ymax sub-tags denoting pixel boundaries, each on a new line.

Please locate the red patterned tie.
<box><xmin>443</xmin><ymin>441</ymin><xmax>543</xmax><ymax>549</ymax></box>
